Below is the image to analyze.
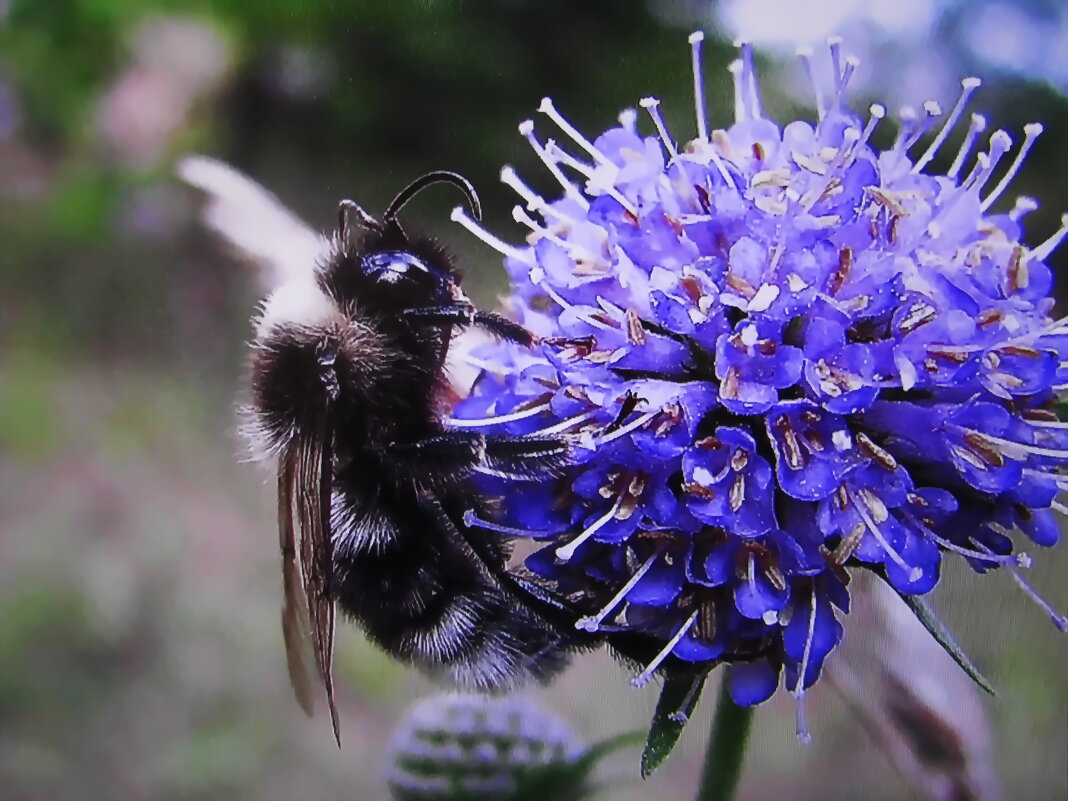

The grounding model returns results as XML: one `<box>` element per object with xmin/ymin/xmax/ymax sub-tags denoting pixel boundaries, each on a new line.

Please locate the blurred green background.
<box><xmin>1</xmin><ymin>2</ymin><xmax>1066</xmax><ymax>800</ymax></box>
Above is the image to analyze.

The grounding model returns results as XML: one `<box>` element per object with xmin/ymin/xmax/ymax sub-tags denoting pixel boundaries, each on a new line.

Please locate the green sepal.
<box><xmin>640</xmin><ymin>668</ymin><xmax>710</xmax><ymax>779</ymax></box>
<box><xmin>899</xmin><ymin>591</ymin><xmax>996</xmax><ymax>696</ymax></box>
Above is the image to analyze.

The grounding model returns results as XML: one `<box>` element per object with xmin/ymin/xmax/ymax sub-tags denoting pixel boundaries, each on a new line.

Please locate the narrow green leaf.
<box><xmin>1056</xmin><ymin>400</ymin><xmax>1068</xmax><ymax>422</ymax></box>
<box><xmin>640</xmin><ymin>668</ymin><xmax>710</xmax><ymax>779</ymax></box>
<box><xmin>899</xmin><ymin>591</ymin><xmax>996</xmax><ymax>696</ymax></box>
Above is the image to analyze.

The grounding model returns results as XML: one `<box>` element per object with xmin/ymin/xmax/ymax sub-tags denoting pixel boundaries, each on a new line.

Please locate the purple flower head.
<box><xmin>450</xmin><ymin>33</ymin><xmax>1068</xmax><ymax>740</ymax></box>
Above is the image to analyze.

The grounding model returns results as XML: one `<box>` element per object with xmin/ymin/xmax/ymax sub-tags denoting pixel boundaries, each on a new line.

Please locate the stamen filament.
<box><xmin>903</xmin><ymin>100</ymin><xmax>942</xmax><ymax>153</ymax></box>
<box><xmin>851</xmin><ymin>492</ymin><xmax>922</xmax><ymax>580</ymax></box>
<box><xmin>728</xmin><ymin>60</ymin><xmax>747</xmax><ymax>123</ymax></box>
<box><xmin>500</xmin><ymin>166</ymin><xmax>575</xmax><ymax>225</ymax></box>
<box><xmin>451</xmin><ymin>206</ymin><xmax>533</xmax><ymax>264</ymax></box>
<box><xmin>1031</xmin><ymin>213</ymin><xmax>1068</xmax><ymax>262</ymax></box>
<box><xmin>556</xmin><ymin>493</ymin><xmax>626</xmax><ymax>561</ymax></box>
<box><xmin>529</xmin><ymin>410</ymin><xmax>599</xmax><ymax>437</ymax></box>
<box><xmin>796</xmin><ymin>47</ymin><xmax>825</xmax><ymax>120</ymax></box>
<box><xmin>792</xmin><ymin>588</ymin><xmax>818</xmax><ymax>745</ymax></box>
<box><xmin>689</xmin><ymin>31</ymin><xmax>709</xmax><ymax>141</ymax></box>
<box><xmin>640</xmin><ymin>97</ymin><xmax>679</xmax><ymax>159</ymax></box>
<box><xmin>982</xmin><ymin>123</ymin><xmax>1043</xmax><ymax>211</ymax></box>
<box><xmin>462</xmin><ymin>509</ymin><xmax>563</xmax><ymax>539</ymax></box>
<box><xmin>948</xmin><ymin>113</ymin><xmax>987</xmax><ymax>180</ymax></box>
<box><xmin>538</xmin><ymin>97</ymin><xmax>612</xmax><ymax>166</ymax></box>
<box><xmin>1009</xmin><ymin>196</ymin><xmax>1039</xmax><ymax>222</ymax></box>
<box><xmin>971</xmin><ymin>130</ymin><xmax>1013</xmax><ymax>194</ymax></box>
<box><xmin>519</xmin><ymin>120</ymin><xmax>589</xmax><ymax>208</ymax></box>
<box><xmin>913</xmin><ymin>77</ymin><xmax>981</xmax><ymax>173</ymax></box>
<box><xmin>964</xmin><ymin>428</ymin><xmax>1068</xmax><ymax>460</ymax></box>
<box><xmin>446</xmin><ymin>400</ymin><xmax>550</xmax><ymax>428</ymax></box>
<box><xmin>736</xmin><ymin>39</ymin><xmax>763</xmax><ymax>119</ymax></box>
<box><xmin>595</xmin><ymin>409</ymin><xmax>658</xmax><ymax>447</ymax></box>
<box><xmin>576</xmin><ymin>549</ymin><xmax>663</xmax><ymax>632</ymax></box>
<box><xmin>631</xmin><ymin>610</ymin><xmax>699</xmax><ymax>687</ymax></box>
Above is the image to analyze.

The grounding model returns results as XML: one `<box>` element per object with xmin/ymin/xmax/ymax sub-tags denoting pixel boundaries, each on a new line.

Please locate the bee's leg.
<box><xmin>388</xmin><ymin>432</ymin><xmax>485</xmax><ymax>489</ymax></box>
<box><xmin>403</xmin><ymin>305</ymin><xmax>533</xmax><ymax>346</ymax></box>
<box><xmin>390</xmin><ymin>431</ymin><xmax>570</xmax><ymax>486</ymax></box>
<box><xmin>479</xmin><ymin>433</ymin><xmax>570</xmax><ymax>478</ymax></box>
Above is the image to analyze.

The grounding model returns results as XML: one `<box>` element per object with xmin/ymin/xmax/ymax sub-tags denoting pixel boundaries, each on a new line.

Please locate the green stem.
<box><xmin>695</xmin><ymin>680</ymin><xmax>754</xmax><ymax>801</ymax></box>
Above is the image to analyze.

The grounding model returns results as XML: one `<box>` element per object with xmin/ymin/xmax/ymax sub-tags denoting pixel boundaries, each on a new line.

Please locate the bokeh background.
<box><xmin>1</xmin><ymin>1</ymin><xmax>1066</xmax><ymax>799</ymax></box>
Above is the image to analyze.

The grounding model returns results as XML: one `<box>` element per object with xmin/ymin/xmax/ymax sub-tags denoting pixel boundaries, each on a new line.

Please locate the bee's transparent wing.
<box><xmin>177</xmin><ymin>155</ymin><xmax>331</xmax><ymax>290</ymax></box>
<box><xmin>278</xmin><ymin>419</ymin><xmax>341</xmax><ymax>746</ymax></box>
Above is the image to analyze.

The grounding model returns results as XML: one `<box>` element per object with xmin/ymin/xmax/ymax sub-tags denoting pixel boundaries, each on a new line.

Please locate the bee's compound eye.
<box><xmin>361</xmin><ymin>250</ymin><xmax>432</xmax><ymax>284</ymax></box>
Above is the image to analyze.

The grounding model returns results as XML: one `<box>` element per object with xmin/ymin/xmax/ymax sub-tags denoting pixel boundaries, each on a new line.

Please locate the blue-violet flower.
<box><xmin>449</xmin><ymin>33</ymin><xmax>1068</xmax><ymax>740</ymax></box>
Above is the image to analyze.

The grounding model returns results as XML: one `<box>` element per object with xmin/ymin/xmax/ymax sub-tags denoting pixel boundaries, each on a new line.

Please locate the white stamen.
<box><xmin>890</xmin><ymin>106</ymin><xmax>918</xmax><ymax>156</ymax></box>
<box><xmin>451</xmin><ymin>206</ymin><xmax>533</xmax><ymax>264</ymax></box>
<box><xmin>547</xmin><ymin>141</ymin><xmax>638</xmax><ymax>216</ymax></box>
<box><xmin>531</xmin><ymin>276</ymin><xmax>615</xmax><ymax>331</ymax></box>
<box><xmin>1026</xmin><ymin>419</ymin><xmax>1068</xmax><ymax>430</ymax></box>
<box><xmin>1031</xmin><ymin>213</ymin><xmax>1068</xmax><ymax>262</ymax></box>
<box><xmin>846</xmin><ymin>104</ymin><xmax>884</xmax><ymax>165</ymax></box>
<box><xmin>736</xmin><ymin>39</ymin><xmax>763</xmax><ymax>119</ymax></box>
<box><xmin>948</xmin><ymin>113</ymin><xmax>987</xmax><ymax>180</ymax></box>
<box><xmin>556</xmin><ymin>493</ymin><xmax>626</xmax><ymax>562</ymax></box>
<box><xmin>971</xmin><ymin>130</ymin><xmax>1013</xmax><ymax>194</ymax></box>
<box><xmin>796</xmin><ymin>47</ymin><xmax>825</xmax><ymax>120</ymax></box>
<box><xmin>835</xmin><ymin>56</ymin><xmax>859</xmax><ymax>106</ymax></box>
<box><xmin>462</xmin><ymin>509</ymin><xmax>562</xmax><ymax>539</ymax></box>
<box><xmin>538</xmin><ymin>97</ymin><xmax>611</xmax><ymax>166</ymax></box>
<box><xmin>852</xmin><ymin>491</ymin><xmax>922</xmax><ymax>580</ymax></box>
<box><xmin>913</xmin><ymin>77</ymin><xmax>981</xmax><ymax>173</ymax></box>
<box><xmin>1009</xmin><ymin>196</ymin><xmax>1039</xmax><ymax>222</ymax></box>
<box><xmin>631</xmin><ymin>610</ymin><xmax>700</xmax><ymax>687</ymax></box>
<box><xmin>519</xmin><ymin>120</ymin><xmax>589</xmax><ymax>208</ymax></box>
<box><xmin>728</xmin><ymin>59</ymin><xmax>747</xmax><ymax>123</ymax></box>
<box><xmin>909</xmin><ymin>512</ymin><xmax>1025</xmax><ymax>565</ymax></box>
<box><xmin>446</xmin><ymin>399</ymin><xmax>550</xmax><ymax>428</ymax></box>
<box><xmin>689</xmin><ymin>31</ymin><xmax>709</xmax><ymax>141</ymax></box>
<box><xmin>576</xmin><ymin>549</ymin><xmax>663</xmax><ymax>632</ymax></box>
<box><xmin>618</xmin><ymin>107</ymin><xmax>637</xmax><ymax>133</ymax></box>
<box><xmin>596</xmin><ymin>410</ymin><xmax>658</xmax><ymax>447</ymax></box>
<box><xmin>1002</xmin><ymin>559</ymin><xmax>1068</xmax><ymax>632</ymax></box>
<box><xmin>961</xmin><ymin>152</ymin><xmax>991</xmax><ymax>192</ymax></box>
<box><xmin>500</xmin><ymin>166</ymin><xmax>573</xmax><ymax>225</ymax></box>
<box><xmin>528</xmin><ymin>410</ymin><xmax>599</xmax><ymax>437</ymax></box>
<box><xmin>903</xmin><ymin>100</ymin><xmax>943</xmax><ymax>153</ymax></box>
<box><xmin>640</xmin><ymin>97</ymin><xmax>678</xmax><ymax>159</ymax></box>
<box><xmin>828</xmin><ymin>36</ymin><xmax>843</xmax><ymax>92</ymax></box>
<box><xmin>963</xmin><ymin>428</ymin><xmax>1068</xmax><ymax>460</ymax></box>
<box><xmin>982</xmin><ymin>123</ymin><xmax>1043</xmax><ymax>211</ymax></box>
<box><xmin>792</xmin><ymin>589</ymin><xmax>818</xmax><ymax>745</ymax></box>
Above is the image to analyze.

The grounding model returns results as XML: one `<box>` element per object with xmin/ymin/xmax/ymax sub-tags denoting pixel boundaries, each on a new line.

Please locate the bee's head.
<box><xmin>333</xmin><ymin>170</ymin><xmax>481</xmax><ymax>309</ymax></box>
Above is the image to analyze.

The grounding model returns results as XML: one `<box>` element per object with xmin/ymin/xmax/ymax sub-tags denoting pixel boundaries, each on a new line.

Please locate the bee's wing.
<box><xmin>177</xmin><ymin>155</ymin><xmax>332</xmax><ymax>290</ymax></box>
<box><xmin>278</xmin><ymin>418</ymin><xmax>341</xmax><ymax>746</ymax></box>
<box><xmin>277</xmin><ymin>450</ymin><xmax>317</xmax><ymax>718</ymax></box>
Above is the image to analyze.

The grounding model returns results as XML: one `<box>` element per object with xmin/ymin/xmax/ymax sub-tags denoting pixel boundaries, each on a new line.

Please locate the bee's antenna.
<box><xmin>338</xmin><ymin>200</ymin><xmax>381</xmax><ymax>247</ymax></box>
<box><xmin>385</xmin><ymin>170</ymin><xmax>482</xmax><ymax>226</ymax></box>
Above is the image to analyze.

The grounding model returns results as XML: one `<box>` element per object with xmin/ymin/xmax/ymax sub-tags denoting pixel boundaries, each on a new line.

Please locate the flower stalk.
<box><xmin>697</xmin><ymin>680</ymin><xmax>755</xmax><ymax>801</ymax></box>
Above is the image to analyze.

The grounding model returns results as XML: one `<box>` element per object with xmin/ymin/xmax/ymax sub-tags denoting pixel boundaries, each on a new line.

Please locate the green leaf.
<box><xmin>899</xmin><ymin>591</ymin><xmax>996</xmax><ymax>696</ymax></box>
<box><xmin>1056</xmin><ymin>399</ymin><xmax>1068</xmax><ymax>422</ymax></box>
<box><xmin>640</xmin><ymin>668</ymin><xmax>710</xmax><ymax>779</ymax></box>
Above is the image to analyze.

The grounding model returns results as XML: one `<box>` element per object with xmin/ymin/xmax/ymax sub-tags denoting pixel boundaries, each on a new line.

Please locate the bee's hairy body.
<box><xmin>244</xmin><ymin>177</ymin><xmax>575</xmax><ymax>742</ymax></box>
